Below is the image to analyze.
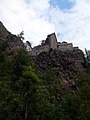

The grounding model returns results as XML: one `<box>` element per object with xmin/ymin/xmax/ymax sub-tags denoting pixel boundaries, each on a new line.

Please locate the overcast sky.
<box><xmin>0</xmin><ymin>0</ymin><xmax>90</xmax><ymax>51</ymax></box>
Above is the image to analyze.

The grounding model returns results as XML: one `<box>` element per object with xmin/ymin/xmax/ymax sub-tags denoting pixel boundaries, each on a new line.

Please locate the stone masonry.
<box><xmin>25</xmin><ymin>33</ymin><xmax>78</xmax><ymax>56</ymax></box>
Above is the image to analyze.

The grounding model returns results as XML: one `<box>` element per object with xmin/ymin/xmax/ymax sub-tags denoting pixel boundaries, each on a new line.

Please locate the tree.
<box><xmin>15</xmin><ymin>66</ymin><xmax>41</xmax><ymax>120</ymax></box>
<box><xmin>17</xmin><ymin>31</ymin><xmax>24</xmax><ymax>41</ymax></box>
<box><xmin>12</xmin><ymin>48</ymin><xmax>33</xmax><ymax>81</ymax></box>
<box><xmin>85</xmin><ymin>48</ymin><xmax>90</xmax><ymax>63</ymax></box>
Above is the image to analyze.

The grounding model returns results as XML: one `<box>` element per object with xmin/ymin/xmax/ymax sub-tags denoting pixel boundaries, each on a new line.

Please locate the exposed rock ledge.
<box><xmin>35</xmin><ymin>49</ymin><xmax>86</xmax><ymax>92</ymax></box>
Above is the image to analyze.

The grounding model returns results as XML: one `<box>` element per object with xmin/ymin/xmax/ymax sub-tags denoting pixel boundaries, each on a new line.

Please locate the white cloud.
<box><xmin>0</xmin><ymin>0</ymin><xmax>90</xmax><ymax>51</ymax></box>
<box><xmin>48</xmin><ymin>0</ymin><xmax>90</xmax><ymax>51</ymax></box>
<box><xmin>0</xmin><ymin>0</ymin><xmax>54</xmax><ymax>46</ymax></box>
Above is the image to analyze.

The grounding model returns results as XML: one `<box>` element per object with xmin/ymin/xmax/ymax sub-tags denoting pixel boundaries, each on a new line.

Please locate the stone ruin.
<box><xmin>25</xmin><ymin>33</ymin><xmax>78</xmax><ymax>56</ymax></box>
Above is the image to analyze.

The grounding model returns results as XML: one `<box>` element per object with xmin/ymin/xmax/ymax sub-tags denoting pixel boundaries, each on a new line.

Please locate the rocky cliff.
<box><xmin>0</xmin><ymin>21</ymin><xmax>24</xmax><ymax>55</ymax></box>
<box><xmin>0</xmin><ymin>21</ymin><xmax>86</xmax><ymax>92</ymax></box>
<box><xmin>36</xmin><ymin>49</ymin><xmax>86</xmax><ymax>92</ymax></box>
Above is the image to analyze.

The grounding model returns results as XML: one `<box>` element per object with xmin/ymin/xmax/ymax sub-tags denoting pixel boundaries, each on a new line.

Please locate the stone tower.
<box><xmin>46</xmin><ymin>33</ymin><xmax>57</xmax><ymax>49</ymax></box>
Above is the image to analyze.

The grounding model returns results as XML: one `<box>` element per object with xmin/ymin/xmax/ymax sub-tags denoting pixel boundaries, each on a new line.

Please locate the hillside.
<box><xmin>0</xmin><ymin>21</ymin><xmax>90</xmax><ymax>120</ymax></box>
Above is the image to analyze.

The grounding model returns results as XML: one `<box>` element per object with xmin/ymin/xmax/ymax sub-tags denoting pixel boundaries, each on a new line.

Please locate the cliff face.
<box><xmin>36</xmin><ymin>49</ymin><xmax>86</xmax><ymax>92</ymax></box>
<box><xmin>0</xmin><ymin>21</ymin><xmax>10</xmax><ymax>41</ymax></box>
<box><xmin>5</xmin><ymin>34</ymin><xmax>24</xmax><ymax>55</ymax></box>
<box><xmin>0</xmin><ymin>21</ymin><xmax>24</xmax><ymax>55</ymax></box>
<box><xmin>0</xmin><ymin>21</ymin><xmax>86</xmax><ymax>92</ymax></box>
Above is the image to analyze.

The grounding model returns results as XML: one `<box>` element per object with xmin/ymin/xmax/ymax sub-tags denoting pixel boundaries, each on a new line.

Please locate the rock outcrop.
<box><xmin>0</xmin><ymin>21</ymin><xmax>10</xmax><ymax>41</ymax></box>
<box><xmin>36</xmin><ymin>49</ymin><xmax>86</xmax><ymax>92</ymax></box>
<box><xmin>0</xmin><ymin>21</ymin><xmax>86</xmax><ymax>92</ymax></box>
<box><xmin>0</xmin><ymin>21</ymin><xmax>24</xmax><ymax>55</ymax></box>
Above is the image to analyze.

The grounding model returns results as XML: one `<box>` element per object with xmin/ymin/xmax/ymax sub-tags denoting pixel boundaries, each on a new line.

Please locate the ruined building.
<box><xmin>25</xmin><ymin>33</ymin><xmax>78</xmax><ymax>56</ymax></box>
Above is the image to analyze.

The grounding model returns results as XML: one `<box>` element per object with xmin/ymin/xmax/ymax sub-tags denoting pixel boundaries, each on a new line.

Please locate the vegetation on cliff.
<box><xmin>0</xmin><ymin>46</ymin><xmax>90</xmax><ymax>120</ymax></box>
<box><xmin>0</xmin><ymin>21</ymin><xmax>90</xmax><ymax>120</ymax></box>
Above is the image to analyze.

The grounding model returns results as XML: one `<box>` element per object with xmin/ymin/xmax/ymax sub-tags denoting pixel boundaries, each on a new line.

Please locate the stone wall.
<box><xmin>25</xmin><ymin>33</ymin><xmax>79</xmax><ymax>56</ymax></box>
<box><xmin>58</xmin><ymin>42</ymin><xmax>73</xmax><ymax>51</ymax></box>
<box><xmin>32</xmin><ymin>45</ymin><xmax>49</xmax><ymax>56</ymax></box>
<box><xmin>31</xmin><ymin>33</ymin><xmax>58</xmax><ymax>55</ymax></box>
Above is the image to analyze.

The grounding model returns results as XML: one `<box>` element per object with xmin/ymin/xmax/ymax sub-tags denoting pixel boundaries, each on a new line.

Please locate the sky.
<box><xmin>0</xmin><ymin>0</ymin><xmax>90</xmax><ymax>51</ymax></box>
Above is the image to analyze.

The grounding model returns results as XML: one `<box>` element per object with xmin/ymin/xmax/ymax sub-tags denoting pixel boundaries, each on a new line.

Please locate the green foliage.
<box><xmin>17</xmin><ymin>31</ymin><xmax>24</xmax><ymax>40</ymax></box>
<box><xmin>0</xmin><ymin>45</ymin><xmax>90</xmax><ymax>120</ymax></box>
<box><xmin>76</xmin><ymin>72</ymin><xmax>90</xmax><ymax>120</ymax></box>
<box><xmin>12</xmin><ymin>48</ymin><xmax>34</xmax><ymax>80</ymax></box>
<box><xmin>85</xmin><ymin>48</ymin><xmax>90</xmax><ymax>63</ymax></box>
<box><xmin>41</xmin><ymin>68</ymin><xmax>62</xmax><ymax>103</ymax></box>
<box><xmin>0</xmin><ymin>41</ymin><xmax>8</xmax><ymax>51</ymax></box>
